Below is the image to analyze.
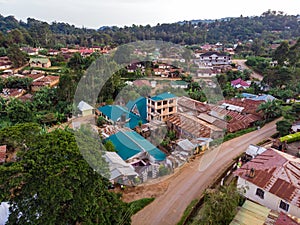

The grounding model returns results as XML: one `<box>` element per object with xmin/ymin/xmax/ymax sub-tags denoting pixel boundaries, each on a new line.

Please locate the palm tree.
<box><xmin>256</xmin><ymin>100</ymin><xmax>281</xmax><ymax>120</ymax></box>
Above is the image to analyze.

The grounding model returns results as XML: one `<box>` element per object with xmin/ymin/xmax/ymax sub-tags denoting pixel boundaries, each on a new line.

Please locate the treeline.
<box><xmin>0</xmin><ymin>10</ymin><xmax>299</xmax><ymax>49</ymax></box>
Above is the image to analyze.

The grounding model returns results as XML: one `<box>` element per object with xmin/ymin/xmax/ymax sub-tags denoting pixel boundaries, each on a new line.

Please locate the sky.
<box><xmin>0</xmin><ymin>0</ymin><xmax>299</xmax><ymax>29</ymax></box>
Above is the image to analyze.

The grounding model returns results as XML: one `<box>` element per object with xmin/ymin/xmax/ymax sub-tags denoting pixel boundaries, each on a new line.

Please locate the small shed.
<box><xmin>77</xmin><ymin>101</ymin><xmax>94</xmax><ymax>117</ymax></box>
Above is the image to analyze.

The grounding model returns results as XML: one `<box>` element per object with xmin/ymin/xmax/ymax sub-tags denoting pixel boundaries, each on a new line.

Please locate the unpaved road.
<box><xmin>233</xmin><ymin>59</ymin><xmax>263</xmax><ymax>81</ymax></box>
<box><xmin>131</xmin><ymin>119</ymin><xmax>279</xmax><ymax>225</ymax></box>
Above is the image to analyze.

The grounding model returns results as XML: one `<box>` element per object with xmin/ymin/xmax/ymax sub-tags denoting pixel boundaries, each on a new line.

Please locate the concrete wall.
<box><xmin>237</xmin><ymin>177</ymin><xmax>300</xmax><ymax>218</ymax></box>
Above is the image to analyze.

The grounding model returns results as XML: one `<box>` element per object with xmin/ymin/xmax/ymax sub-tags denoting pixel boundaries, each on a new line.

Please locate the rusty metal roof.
<box><xmin>235</xmin><ymin>149</ymin><xmax>300</xmax><ymax>207</ymax></box>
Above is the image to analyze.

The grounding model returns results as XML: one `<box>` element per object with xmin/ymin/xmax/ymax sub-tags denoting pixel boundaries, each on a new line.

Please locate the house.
<box><xmin>0</xmin><ymin>202</ymin><xmax>9</xmax><ymax>225</ymax></box>
<box><xmin>147</xmin><ymin>92</ymin><xmax>177</xmax><ymax>121</ymax></box>
<box><xmin>241</xmin><ymin>93</ymin><xmax>276</xmax><ymax>102</ymax></box>
<box><xmin>106</xmin><ymin>130</ymin><xmax>166</xmax><ymax>162</ymax></box>
<box><xmin>0</xmin><ymin>145</ymin><xmax>7</xmax><ymax>164</ymax></box>
<box><xmin>197</xmin><ymin>68</ymin><xmax>217</xmax><ymax>78</ymax></box>
<box><xmin>0</xmin><ymin>56</ymin><xmax>12</xmax><ymax>70</ymax></box>
<box><xmin>30</xmin><ymin>75</ymin><xmax>60</xmax><ymax>92</ymax></box>
<box><xmin>231</xmin><ymin>78</ymin><xmax>250</xmax><ymax>89</ymax></box>
<box><xmin>29</xmin><ymin>58</ymin><xmax>51</xmax><ymax>68</ymax></box>
<box><xmin>234</xmin><ymin>149</ymin><xmax>300</xmax><ymax>218</ymax></box>
<box><xmin>103</xmin><ymin>151</ymin><xmax>138</xmax><ymax>185</ymax></box>
<box><xmin>292</xmin><ymin>122</ymin><xmax>300</xmax><ymax>133</ymax></box>
<box><xmin>177</xmin><ymin>96</ymin><xmax>210</xmax><ymax>115</ymax></box>
<box><xmin>167</xmin><ymin>113</ymin><xmax>224</xmax><ymax>139</ymax></box>
<box><xmin>245</xmin><ymin>144</ymin><xmax>267</xmax><ymax>159</ymax></box>
<box><xmin>99</xmin><ymin>105</ymin><xmax>147</xmax><ymax>129</ymax></box>
<box><xmin>230</xmin><ymin>200</ymin><xmax>300</xmax><ymax>225</ymax></box>
<box><xmin>132</xmin><ymin>80</ymin><xmax>151</xmax><ymax>87</ymax></box>
<box><xmin>198</xmin><ymin>51</ymin><xmax>231</xmax><ymax>66</ymax></box>
<box><xmin>0</xmin><ymin>88</ymin><xmax>26</xmax><ymax>99</ymax></box>
<box><xmin>126</xmin><ymin>97</ymin><xmax>147</xmax><ymax>121</ymax></box>
<box><xmin>21</xmin><ymin>47</ymin><xmax>39</xmax><ymax>56</ymax></box>
<box><xmin>170</xmin><ymin>80</ymin><xmax>188</xmax><ymax>89</ymax></box>
<box><xmin>77</xmin><ymin>101</ymin><xmax>95</xmax><ymax>117</ymax></box>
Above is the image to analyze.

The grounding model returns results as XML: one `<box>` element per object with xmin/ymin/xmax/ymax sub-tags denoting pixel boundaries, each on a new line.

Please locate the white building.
<box><xmin>235</xmin><ymin>149</ymin><xmax>300</xmax><ymax>218</ymax></box>
<box><xmin>198</xmin><ymin>51</ymin><xmax>231</xmax><ymax>66</ymax></box>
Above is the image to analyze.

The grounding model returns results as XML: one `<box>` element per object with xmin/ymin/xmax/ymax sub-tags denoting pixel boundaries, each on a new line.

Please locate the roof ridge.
<box><xmin>119</xmin><ymin>130</ymin><xmax>147</xmax><ymax>153</ymax></box>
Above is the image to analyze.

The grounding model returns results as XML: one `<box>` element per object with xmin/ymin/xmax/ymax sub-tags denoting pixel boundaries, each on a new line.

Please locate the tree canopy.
<box><xmin>0</xmin><ymin>125</ymin><xmax>131</xmax><ymax>225</ymax></box>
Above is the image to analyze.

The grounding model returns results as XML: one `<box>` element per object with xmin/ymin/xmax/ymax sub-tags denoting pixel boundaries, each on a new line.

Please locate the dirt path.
<box><xmin>233</xmin><ymin>59</ymin><xmax>263</xmax><ymax>81</ymax></box>
<box><xmin>131</xmin><ymin>119</ymin><xmax>280</xmax><ymax>225</ymax></box>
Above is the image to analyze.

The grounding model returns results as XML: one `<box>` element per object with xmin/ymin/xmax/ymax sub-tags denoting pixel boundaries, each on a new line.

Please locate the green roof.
<box><xmin>151</xmin><ymin>92</ymin><xmax>177</xmax><ymax>101</ymax></box>
<box><xmin>107</xmin><ymin>130</ymin><xmax>166</xmax><ymax>161</ymax></box>
<box><xmin>126</xmin><ymin>97</ymin><xmax>147</xmax><ymax>120</ymax></box>
<box><xmin>99</xmin><ymin>105</ymin><xmax>147</xmax><ymax>129</ymax></box>
<box><xmin>170</xmin><ymin>80</ymin><xmax>188</xmax><ymax>86</ymax></box>
<box><xmin>29</xmin><ymin>58</ymin><xmax>50</xmax><ymax>64</ymax></box>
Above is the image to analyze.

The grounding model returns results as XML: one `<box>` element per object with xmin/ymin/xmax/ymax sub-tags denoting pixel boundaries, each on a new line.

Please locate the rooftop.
<box><xmin>99</xmin><ymin>105</ymin><xmax>147</xmax><ymax>129</ymax></box>
<box><xmin>78</xmin><ymin>101</ymin><xmax>94</xmax><ymax>111</ymax></box>
<box><xmin>150</xmin><ymin>92</ymin><xmax>177</xmax><ymax>101</ymax></box>
<box><xmin>106</xmin><ymin>130</ymin><xmax>166</xmax><ymax>161</ymax></box>
<box><xmin>235</xmin><ymin>149</ymin><xmax>300</xmax><ymax>207</ymax></box>
<box><xmin>230</xmin><ymin>200</ymin><xmax>300</xmax><ymax>225</ymax></box>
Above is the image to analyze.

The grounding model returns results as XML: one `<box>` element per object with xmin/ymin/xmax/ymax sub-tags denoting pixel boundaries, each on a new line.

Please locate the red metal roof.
<box><xmin>0</xmin><ymin>145</ymin><xmax>7</xmax><ymax>163</ymax></box>
<box><xmin>235</xmin><ymin>149</ymin><xmax>300</xmax><ymax>207</ymax></box>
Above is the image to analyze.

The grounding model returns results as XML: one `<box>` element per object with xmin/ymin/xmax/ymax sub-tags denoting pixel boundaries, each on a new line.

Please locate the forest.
<box><xmin>0</xmin><ymin>10</ymin><xmax>299</xmax><ymax>49</ymax></box>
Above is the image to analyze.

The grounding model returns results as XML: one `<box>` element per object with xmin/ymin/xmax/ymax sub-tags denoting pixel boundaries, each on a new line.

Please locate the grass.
<box><xmin>128</xmin><ymin>197</ymin><xmax>155</xmax><ymax>215</ymax></box>
<box><xmin>177</xmin><ymin>199</ymin><xmax>199</xmax><ymax>225</ymax></box>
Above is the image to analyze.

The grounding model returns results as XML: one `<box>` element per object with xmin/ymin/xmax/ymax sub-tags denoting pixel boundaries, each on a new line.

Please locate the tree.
<box><xmin>198</xmin><ymin>185</ymin><xmax>244</xmax><ymax>225</ymax></box>
<box><xmin>0</xmin><ymin>129</ymin><xmax>131</xmax><ymax>225</ymax></box>
<box><xmin>6</xmin><ymin>98</ymin><xmax>35</xmax><ymax>124</ymax></box>
<box><xmin>67</xmin><ymin>52</ymin><xmax>84</xmax><ymax>71</ymax></box>
<box><xmin>104</xmin><ymin>140</ymin><xmax>116</xmax><ymax>152</ymax></box>
<box><xmin>273</xmin><ymin>41</ymin><xmax>289</xmax><ymax>66</ymax></box>
<box><xmin>7</xmin><ymin>44</ymin><xmax>28</xmax><ymax>68</ymax></box>
<box><xmin>276</xmin><ymin>120</ymin><xmax>292</xmax><ymax>137</ymax></box>
<box><xmin>256</xmin><ymin>100</ymin><xmax>281</xmax><ymax>120</ymax></box>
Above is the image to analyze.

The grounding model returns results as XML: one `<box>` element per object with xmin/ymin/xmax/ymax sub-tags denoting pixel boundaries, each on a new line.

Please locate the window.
<box><xmin>255</xmin><ymin>188</ymin><xmax>264</xmax><ymax>199</ymax></box>
<box><xmin>279</xmin><ymin>200</ymin><xmax>289</xmax><ymax>211</ymax></box>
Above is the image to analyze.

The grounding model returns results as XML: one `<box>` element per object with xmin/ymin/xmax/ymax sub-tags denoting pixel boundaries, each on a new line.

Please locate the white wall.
<box><xmin>237</xmin><ymin>177</ymin><xmax>300</xmax><ymax>218</ymax></box>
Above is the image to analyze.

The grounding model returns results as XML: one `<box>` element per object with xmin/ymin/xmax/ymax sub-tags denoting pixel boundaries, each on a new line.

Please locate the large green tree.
<box><xmin>0</xmin><ymin>128</ymin><xmax>131</xmax><ymax>225</ymax></box>
<box><xmin>198</xmin><ymin>185</ymin><xmax>244</xmax><ymax>225</ymax></box>
<box><xmin>7</xmin><ymin>44</ymin><xmax>28</xmax><ymax>67</ymax></box>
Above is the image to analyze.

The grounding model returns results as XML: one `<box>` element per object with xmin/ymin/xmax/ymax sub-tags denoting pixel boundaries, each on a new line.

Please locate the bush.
<box><xmin>128</xmin><ymin>198</ymin><xmax>155</xmax><ymax>215</ymax></box>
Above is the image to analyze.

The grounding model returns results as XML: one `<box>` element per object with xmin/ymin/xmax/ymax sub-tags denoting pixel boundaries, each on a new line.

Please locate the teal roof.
<box><xmin>99</xmin><ymin>105</ymin><xmax>147</xmax><ymax>129</ymax></box>
<box><xmin>170</xmin><ymin>80</ymin><xmax>188</xmax><ymax>86</ymax></box>
<box><xmin>126</xmin><ymin>97</ymin><xmax>147</xmax><ymax>120</ymax></box>
<box><xmin>151</xmin><ymin>92</ymin><xmax>177</xmax><ymax>101</ymax></box>
<box><xmin>107</xmin><ymin>130</ymin><xmax>166</xmax><ymax>161</ymax></box>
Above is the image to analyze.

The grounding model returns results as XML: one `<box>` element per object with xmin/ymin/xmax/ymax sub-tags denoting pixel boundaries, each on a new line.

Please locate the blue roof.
<box><xmin>151</xmin><ymin>92</ymin><xmax>177</xmax><ymax>101</ymax></box>
<box><xmin>241</xmin><ymin>93</ymin><xmax>276</xmax><ymax>102</ymax></box>
<box><xmin>107</xmin><ymin>130</ymin><xmax>166</xmax><ymax>161</ymax></box>
<box><xmin>126</xmin><ymin>97</ymin><xmax>147</xmax><ymax>120</ymax></box>
<box><xmin>98</xmin><ymin>105</ymin><xmax>147</xmax><ymax>129</ymax></box>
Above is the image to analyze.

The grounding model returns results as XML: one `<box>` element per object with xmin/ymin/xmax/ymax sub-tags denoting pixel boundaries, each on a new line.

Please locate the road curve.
<box><xmin>131</xmin><ymin>119</ymin><xmax>279</xmax><ymax>225</ymax></box>
<box><xmin>233</xmin><ymin>59</ymin><xmax>263</xmax><ymax>81</ymax></box>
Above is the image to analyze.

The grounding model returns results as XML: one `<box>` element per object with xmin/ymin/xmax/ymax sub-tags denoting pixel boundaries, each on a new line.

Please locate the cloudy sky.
<box><xmin>0</xmin><ymin>0</ymin><xmax>299</xmax><ymax>29</ymax></box>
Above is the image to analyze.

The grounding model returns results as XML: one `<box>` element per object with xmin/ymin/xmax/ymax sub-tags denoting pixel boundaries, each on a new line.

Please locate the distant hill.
<box><xmin>0</xmin><ymin>10</ymin><xmax>299</xmax><ymax>48</ymax></box>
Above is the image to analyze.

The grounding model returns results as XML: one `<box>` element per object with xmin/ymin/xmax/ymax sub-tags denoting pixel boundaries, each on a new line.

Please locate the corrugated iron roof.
<box><xmin>235</xmin><ymin>149</ymin><xmax>300</xmax><ymax>208</ymax></box>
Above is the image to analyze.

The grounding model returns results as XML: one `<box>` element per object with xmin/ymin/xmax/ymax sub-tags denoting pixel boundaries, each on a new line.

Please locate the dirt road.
<box><xmin>233</xmin><ymin>59</ymin><xmax>263</xmax><ymax>81</ymax></box>
<box><xmin>131</xmin><ymin>119</ymin><xmax>279</xmax><ymax>225</ymax></box>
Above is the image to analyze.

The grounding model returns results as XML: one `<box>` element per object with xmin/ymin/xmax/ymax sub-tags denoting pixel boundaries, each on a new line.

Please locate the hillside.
<box><xmin>0</xmin><ymin>10</ymin><xmax>299</xmax><ymax>48</ymax></box>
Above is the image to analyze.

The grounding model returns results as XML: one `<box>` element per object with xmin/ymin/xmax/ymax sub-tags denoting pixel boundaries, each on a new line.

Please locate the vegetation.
<box><xmin>193</xmin><ymin>185</ymin><xmax>245</xmax><ymax>225</ymax></box>
<box><xmin>280</xmin><ymin>132</ymin><xmax>300</xmax><ymax>143</ymax></box>
<box><xmin>128</xmin><ymin>198</ymin><xmax>155</xmax><ymax>215</ymax></box>
<box><xmin>0</xmin><ymin>11</ymin><xmax>299</xmax><ymax>48</ymax></box>
<box><xmin>0</xmin><ymin>124</ymin><xmax>132</xmax><ymax>225</ymax></box>
<box><xmin>177</xmin><ymin>199</ymin><xmax>199</xmax><ymax>225</ymax></box>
